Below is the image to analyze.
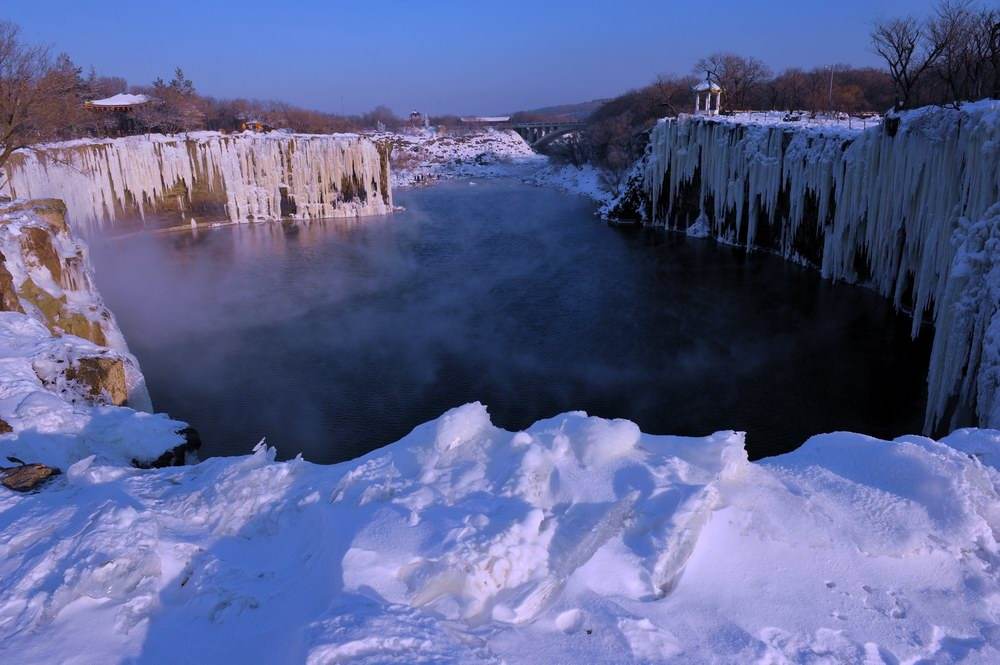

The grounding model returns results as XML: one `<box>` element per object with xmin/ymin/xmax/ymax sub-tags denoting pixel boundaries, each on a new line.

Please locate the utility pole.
<box><xmin>828</xmin><ymin>65</ymin><xmax>834</xmax><ymax>113</ymax></box>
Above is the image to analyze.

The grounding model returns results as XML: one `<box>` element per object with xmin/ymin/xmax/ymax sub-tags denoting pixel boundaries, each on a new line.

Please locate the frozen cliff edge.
<box><xmin>0</xmin><ymin>131</ymin><xmax>393</xmax><ymax>234</ymax></box>
<box><xmin>2</xmin><ymin>401</ymin><xmax>1000</xmax><ymax>663</ymax></box>
<box><xmin>0</xmin><ymin>199</ymin><xmax>190</xmax><ymax>469</ymax></box>
<box><xmin>640</xmin><ymin>101</ymin><xmax>1000</xmax><ymax>434</ymax></box>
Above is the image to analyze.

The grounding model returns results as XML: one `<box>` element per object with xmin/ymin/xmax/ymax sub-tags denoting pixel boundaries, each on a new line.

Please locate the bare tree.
<box><xmin>694</xmin><ymin>53</ymin><xmax>772</xmax><ymax>110</ymax></box>
<box><xmin>927</xmin><ymin>1</ymin><xmax>979</xmax><ymax>104</ymax></box>
<box><xmin>871</xmin><ymin>15</ymin><xmax>947</xmax><ymax>107</ymax></box>
<box><xmin>0</xmin><ymin>21</ymin><xmax>72</xmax><ymax>181</ymax></box>
<box><xmin>968</xmin><ymin>5</ymin><xmax>1000</xmax><ymax>100</ymax></box>
<box><xmin>987</xmin><ymin>8</ymin><xmax>1000</xmax><ymax>97</ymax></box>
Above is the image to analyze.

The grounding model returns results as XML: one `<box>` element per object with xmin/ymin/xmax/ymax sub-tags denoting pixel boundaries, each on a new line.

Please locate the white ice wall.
<box><xmin>1</xmin><ymin>131</ymin><xmax>392</xmax><ymax>234</ymax></box>
<box><xmin>643</xmin><ymin>102</ymin><xmax>1000</xmax><ymax>433</ymax></box>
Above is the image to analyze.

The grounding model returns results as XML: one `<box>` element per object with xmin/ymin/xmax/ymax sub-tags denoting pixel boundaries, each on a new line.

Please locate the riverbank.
<box><xmin>370</xmin><ymin>128</ymin><xmax>544</xmax><ymax>187</ymax></box>
<box><xmin>0</xmin><ymin>199</ymin><xmax>193</xmax><ymax>470</ymax></box>
<box><xmin>368</xmin><ymin>127</ymin><xmax>620</xmax><ymax>209</ymax></box>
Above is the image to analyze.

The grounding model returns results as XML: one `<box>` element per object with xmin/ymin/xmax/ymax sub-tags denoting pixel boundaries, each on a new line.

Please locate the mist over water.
<box><xmin>90</xmin><ymin>179</ymin><xmax>931</xmax><ymax>462</ymax></box>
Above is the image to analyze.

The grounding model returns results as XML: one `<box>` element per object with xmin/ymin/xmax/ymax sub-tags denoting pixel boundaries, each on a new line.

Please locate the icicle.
<box><xmin>643</xmin><ymin>103</ymin><xmax>1000</xmax><ymax>433</ymax></box>
<box><xmin>0</xmin><ymin>132</ymin><xmax>393</xmax><ymax>234</ymax></box>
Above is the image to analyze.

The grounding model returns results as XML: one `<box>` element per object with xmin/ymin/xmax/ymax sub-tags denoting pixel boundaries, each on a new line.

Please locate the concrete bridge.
<box><xmin>510</xmin><ymin>121</ymin><xmax>585</xmax><ymax>148</ymax></box>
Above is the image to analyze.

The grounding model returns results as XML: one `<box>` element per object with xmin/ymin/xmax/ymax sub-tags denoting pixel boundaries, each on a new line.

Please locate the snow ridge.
<box><xmin>643</xmin><ymin>102</ymin><xmax>1000</xmax><ymax>433</ymax></box>
<box><xmin>1</xmin><ymin>131</ymin><xmax>393</xmax><ymax>234</ymax></box>
<box><xmin>3</xmin><ymin>403</ymin><xmax>1000</xmax><ymax>663</ymax></box>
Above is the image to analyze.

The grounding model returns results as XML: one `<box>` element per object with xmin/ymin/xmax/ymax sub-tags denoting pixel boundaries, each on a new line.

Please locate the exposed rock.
<box><xmin>20</xmin><ymin>226</ymin><xmax>63</xmax><ymax>283</ymax></box>
<box><xmin>17</xmin><ymin>278</ymin><xmax>107</xmax><ymax>346</ymax></box>
<box><xmin>0</xmin><ymin>418</ymin><xmax>12</xmax><ymax>434</ymax></box>
<box><xmin>132</xmin><ymin>426</ymin><xmax>203</xmax><ymax>468</ymax></box>
<box><xmin>1</xmin><ymin>463</ymin><xmax>60</xmax><ymax>492</ymax></box>
<box><xmin>65</xmin><ymin>356</ymin><xmax>128</xmax><ymax>406</ymax></box>
<box><xmin>4</xmin><ymin>198</ymin><xmax>69</xmax><ymax>232</ymax></box>
<box><xmin>18</xmin><ymin>277</ymin><xmax>65</xmax><ymax>323</ymax></box>
<box><xmin>57</xmin><ymin>311</ymin><xmax>108</xmax><ymax>347</ymax></box>
<box><xmin>0</xmin><ymin>253</ymin><xmax>25</xmax><ymax>313</ymax></box>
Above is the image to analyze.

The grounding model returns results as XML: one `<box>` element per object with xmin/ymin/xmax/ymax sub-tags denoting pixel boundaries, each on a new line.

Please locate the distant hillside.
<box><xmin>509</xmin><ymin>99</ymin><xmax>608</xmax><ymax>122</ymax></box>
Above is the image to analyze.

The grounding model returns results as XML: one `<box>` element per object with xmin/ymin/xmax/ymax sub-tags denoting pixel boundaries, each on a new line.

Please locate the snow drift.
<box><xmin>1</xmin><ymin>131</ymin><xmax>393</xmax><ymax>234</ymax></box>
<box><xmin>643</xmin><ymin>101</ymin><xmax>1000</xmax><ymax>434</ymax></box>
<box><xmin>2</xmin><ymin>402</ymin><xmax>999</xmax><ymax>663</ymax></box>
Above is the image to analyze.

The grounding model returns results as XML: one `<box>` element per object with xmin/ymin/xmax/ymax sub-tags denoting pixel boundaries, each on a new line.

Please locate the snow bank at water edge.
<box><xmin>643</xmin><ymin>101</ymin><xmax>1000</xmax><ymax>434</ymax></box>
<box><xmin>371</xmin><ymin>129</ymin><xmax>544</xmax><ymax>187</ymax></box>
<box><xmin>2</xmin><ymin>401</ymin><xmax>1000</xmax><ymax>663</ymax></box>
<box><xmin>0</xmin><ymin>199</ymin><xmax>191</xmax><ymax>469</ymax></box>
<box><xmin>0</xmin><ymin>131</ymin><xmax>393</xmax><ymax>234</ymax></box>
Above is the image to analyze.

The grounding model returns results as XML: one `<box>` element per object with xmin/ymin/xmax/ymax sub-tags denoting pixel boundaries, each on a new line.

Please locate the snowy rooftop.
<box><xmin>86</xmin><ymin>93</ymin><xmax>152</xmax><ymax>107</ymax></box>
<box><xmin>692</xmin><ymin>81</ymin><xmax>721</xmax><ymax>92</ymax></box>
<box><xmin>460</xmin><ymin>116</ymin><xmax>512</xmax><ymax>123</ymax></box>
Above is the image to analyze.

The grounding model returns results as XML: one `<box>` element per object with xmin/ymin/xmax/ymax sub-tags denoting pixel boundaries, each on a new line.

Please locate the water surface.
<box><xmin>91</xmin><ymin>179</ymin><xmax>931</xmax><ymax>462</ymax></box>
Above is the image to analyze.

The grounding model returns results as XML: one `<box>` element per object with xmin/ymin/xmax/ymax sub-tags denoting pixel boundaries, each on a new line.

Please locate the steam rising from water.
<box><xmin>90</xmin><ymin>180</ymin><xmax>930</xmax><ymax>462</ymax></box>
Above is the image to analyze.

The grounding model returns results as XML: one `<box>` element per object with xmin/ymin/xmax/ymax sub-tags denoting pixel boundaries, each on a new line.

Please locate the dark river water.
<box><xmin>91</xmin><ymin>179</ymin><xmax>931</xmax><ymax>463</ymax></box>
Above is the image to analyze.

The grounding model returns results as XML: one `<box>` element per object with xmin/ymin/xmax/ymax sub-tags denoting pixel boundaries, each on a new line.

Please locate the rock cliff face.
<box><xmin>1</xmin><ymin>131</ymin><xmax>393</xmax><ymax>234</ymax></box>
<box><xmin>0</xmin><ymin>198</ymin><xmax>140</xmax><ymax>398</ymax></box>
<box><xmin>0</xmin><ymin>198</ymin><xmax>191</xmax><ymax>469</ymax></box>
<box><xmin>638</xmin><ymin>103</ymin><xmax>1000</xmax><ymax>434</ymax></box>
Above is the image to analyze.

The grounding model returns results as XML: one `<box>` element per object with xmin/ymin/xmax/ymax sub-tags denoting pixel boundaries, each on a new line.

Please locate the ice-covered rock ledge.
<box><xmin>1</xmin><ymin>401</ymin><xmax>999</xmax><ymax>663</ymax></box>
<box><xmin>370</xmin><ymin>129</ymin><xmax>545</xmax><ymax>188</ymax></box>
<box><xmin>0</xmin><ymin>131</ymin><xmax>393</xmax><ymax>235</ymax></box>
<box><xmin>638</xmin><ymin>101</ymin><xmax>1000</xmax><ymax>435</ymax></box>
<box><xmin>0</xmin><ymin>199</ymin><xmax>191</xmax><ymax>470</ymax></box>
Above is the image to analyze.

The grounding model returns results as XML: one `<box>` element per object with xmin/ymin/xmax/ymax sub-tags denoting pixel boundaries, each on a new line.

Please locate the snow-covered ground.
<box><xmin>370</xmin><ymin>128</ymin><xmax>545</xmax><ymax>188</ymax></box>
<box><xmin>371</xmin><ymin>127</ymin><xmax>623</xmax><ymax>212</ymax></box>
<box><xmin>707</xmin><ymin>110</ymin><xmax>881</xmax><ymax>136</ymax></box>
<box><xmin>528</xmin><ymin>162</ymin><xmax>615</xmax><ymax>207</ymax></box>
<box><xmin>3</xmin><ymin>401</ymin><xmax>1000</xmax><ymax>663</ymax></box>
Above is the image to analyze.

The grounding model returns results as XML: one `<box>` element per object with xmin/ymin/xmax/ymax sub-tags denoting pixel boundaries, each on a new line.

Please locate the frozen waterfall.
<box><xmin>1</xmin><ymin>131</ymin><xmax>393</xmax><ymax>234</ymax></box>
<box><xmin>642</xmin><ymin>101</ymin><xmax>1000</xmax><ymax>434</ymax></box>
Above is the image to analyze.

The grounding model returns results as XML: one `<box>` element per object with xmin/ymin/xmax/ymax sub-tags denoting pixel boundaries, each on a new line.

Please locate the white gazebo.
<box><xmin>692</xmin><ymin>79</ymin><xmax>722</xmax><ymax>116</ymax></box>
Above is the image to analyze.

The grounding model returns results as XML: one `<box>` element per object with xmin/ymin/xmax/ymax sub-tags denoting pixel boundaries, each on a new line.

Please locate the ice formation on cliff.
<box><xmin>1</xmin><ymin>131</ymin><xmax>392</xmax><ymax>234</ymax></box>
<box><xmin>643</xmin><ymin>101</ymin><xmax>1000</xmax><ymax>433</ymax></box>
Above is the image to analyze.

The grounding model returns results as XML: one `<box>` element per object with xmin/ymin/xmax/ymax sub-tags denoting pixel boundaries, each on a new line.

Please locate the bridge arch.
<box><xmin>510</xmin><ymin>121</ymin><xmax>585</xmax><ymax>148</ymax></box>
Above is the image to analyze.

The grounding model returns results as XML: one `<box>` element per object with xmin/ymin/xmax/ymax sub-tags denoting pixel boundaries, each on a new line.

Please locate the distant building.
<box><xmin>240</xmin><ymin>118</ymin><xmax>273</xmax><ymax>133</ymax></box>
<box><xmin>459</xmin><ymin>116</ymin><xmax>511</xmax><ymax>127</ymax></box>
<box><xmin>409</xmin><ymin>111</ymin><xmax>428</xmax><ymax>128</ymax></box>
<box><xmin>83</xmin><ymin>93</ymin><xmax>153</xmax><ymax>135</ymax></box>
<box><xmin>83</xmin><ymin>93</ymin><xmax>153</xmax><ymax>112</ymax></box>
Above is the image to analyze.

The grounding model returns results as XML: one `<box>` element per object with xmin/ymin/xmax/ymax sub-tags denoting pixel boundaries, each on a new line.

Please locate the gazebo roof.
<box><xmin>693</xmin><ymin>81</ymin><xmax>722</xmax><ymax>92</ymax></box>
<box><xmin>85</xmin><ymin>93</ymin><xmax>152</xmax><ymax>108</ymax></box>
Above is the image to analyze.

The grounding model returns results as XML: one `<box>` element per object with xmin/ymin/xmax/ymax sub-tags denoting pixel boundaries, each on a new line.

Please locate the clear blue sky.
<box><xmin>7</xmin><ymin>0</ymin><xmax>937</xmax><ymax>115</ymax></box>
